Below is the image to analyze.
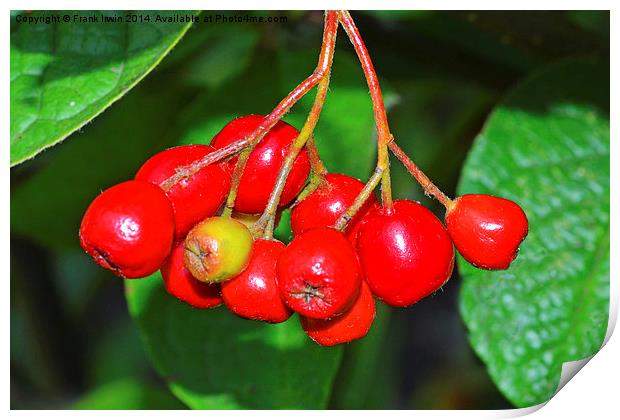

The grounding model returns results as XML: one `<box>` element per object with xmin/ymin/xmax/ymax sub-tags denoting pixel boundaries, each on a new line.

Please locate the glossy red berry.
<box><xmin>79</xmin><ymin>180</ymin><xmax>175</xmax><ymax>279</ymax></box>
<box><xmin>277</xmin><ymin>227</ymin><xmax>361</xmax><ymax>319</ymax></box>
<box><xmin>290</xmin><ymin>173</ymin><xmax>378</xmax><ymax>237</ymax></box>
<box><xmin>445</xmin><ymin>194</ymin><xmax>528</xmax><ymax>270</ymax></box>
<box><xmin>184</xmin><ymin>216</ymin><xmax>254</xmax><ymax>283</ymax></box>
<box><xmin>345</xmin><ymin>201</ymin><xmax>381</xmax><ymax>247</ymax></box>
<box><xmin>357</xmin><ymin>200</ymin><xmax>454</xmax><ymax>307</ymax></box>
<box><xmin>210</xmin><ymin>115</ymin><xmax>310</xmax><ymax>214</ymax></box>
<box><xmin>160</xmin><ymin>241</ymin><xmax>222</xmax><ymax>309</ymax></box>
<box><xmin>301</xmin><ymin>280</ymin><xmax>375</xmax><ymax>346</ymax></box>
<box><xmin>135</xmin><ymin>144</ymin><xmax>231</xmax><ymax>239</ymax></box>
<box><xmin>221</xmin><ymin>239</ymin><xmax>292</xmax><ymax>323</ymax></box>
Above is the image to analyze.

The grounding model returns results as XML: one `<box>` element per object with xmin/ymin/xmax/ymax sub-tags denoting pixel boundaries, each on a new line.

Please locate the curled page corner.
<box><xmin>555</xmin><ymin>355</ymin><xmax>595</xmax><ymax>393</ymax></box>
<box><xmin>549</xmin><ymin>287</ymin><xmax>617</xmax><ymax>401</ymax></box>
<box><xmin>511</xmin><ymin>290</ymin><xmax>617</xmax><ymax>415</ymax></box>
<box><xmin>498</xmin><ymin>356</ymin><xmax>598</xmax><ymax>418</ymax></box>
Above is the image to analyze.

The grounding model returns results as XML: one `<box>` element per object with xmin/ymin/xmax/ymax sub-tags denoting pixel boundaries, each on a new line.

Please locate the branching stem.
<box><xmin>254</xmin><ymin>72</ymin><xmax>334</xmax><ymax>238</ymax></box>
<box><xmin>338</xmin><ymin>10</ymin><xmax>454</xmax><ymax>216</ymax></box>
<box><xmin>338</xmin><ymin>10</ymin><xmax>393</xmax><ymax>213</ymax></box>
<box><xmin>158</xmin><ymin>11</ymin><xmax>339</xmax><ymax>192</ymax></box>
<box><xmin>334</xmin><ymin>167</ymin><xmax>382</xmax><ymax>231</ymax></box>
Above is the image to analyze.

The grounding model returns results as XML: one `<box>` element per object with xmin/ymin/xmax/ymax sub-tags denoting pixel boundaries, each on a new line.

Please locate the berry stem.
<box><xmin>292</xmin><ymin>171</ymin><xmax>325</xmax><ymax>206</ymax></box>
<box><xmin>305</xmin><ymin>136</ymin><xmax>328</xmax><ymax>176</ymax></box>
<box><xmin>388</xmin><ymin>139</ymin><xmax>454</xmax><ymax>210</ymax></box>
<box><xmin>159</xmin><ymin>11</ymin><xmax>339</xmax><ymax>192</ymax></box>
<box><xmin>221</xmin><ymin>148</ymin><xmax>253</xmax><ymax>217</ymax></box>
<box><xmin>338</xmin><ymin>10</ymin><xmax>393</xmax><ymax>212</ymax></box>
<box><xmin>289</xmin><ymin>136</ymin><xmax>329</xmax><ymax>206</ymax></box>
<box><xmin>334</xmin><ymin>166</ymin><xmax>383</xmax><ymax>231</ymax></box>
<box><xmin>255</xmin><ymin>72</ymin><xmax>334</xmax><ymax>238</ymax></box>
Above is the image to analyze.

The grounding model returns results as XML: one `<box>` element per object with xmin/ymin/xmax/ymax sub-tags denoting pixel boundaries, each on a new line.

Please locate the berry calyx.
<box><xmin>221</xmin><ymin>239</ymin><xmax>292</xmax><ymax>323</ymax></box>
<box><xmin>356</xmin><ymin>200</ymin><xmax>454</xmax><ymax>307</ymax></box>
<box><xmin>290</xmin><ymin>173</ymin><xmax>378</xmax><ymax>236</ymax></box>
<box><xmin>445</xmin><ymin>194</ymin><xmax>529</xmax><ymax>270</ymax></box>
<box><xmin>135</xmin><ymin>144</ymin><xmax>231</xmax><ymax>239</ymax></box>
<box><xmin>210</xmin><ymin>115</ymin><xmax>310</xmax><ymax>214</ymax></box>
<box><xmin>277</xmin><ymin>227</ymin><xmax>361</xmax><ymax>319</ymax></box>
<box><xmin>184</xmin><ymin>217</ymin><xmax>253</xmax><ymax>283</ymax></box>
<box><xmin>161</xmin><ymin>241</ymin><xmax>222</xmax><ymax>309</ymax></box>
<box><xmin>301</xmin><ymin>280</ymin><xmax>376</xmax><ymax>346</ymax></box>
<box><xmin>79</xmin><ymin>180</ymin><xmax>175</xmax><ymax>279</ymax></box>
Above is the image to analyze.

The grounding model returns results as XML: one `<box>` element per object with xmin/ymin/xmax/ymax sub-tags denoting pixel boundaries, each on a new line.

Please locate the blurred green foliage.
<box><xmin>10</xmin><ymin>10</ymin><xmax>609</xmax><ymax>409</ymax></box>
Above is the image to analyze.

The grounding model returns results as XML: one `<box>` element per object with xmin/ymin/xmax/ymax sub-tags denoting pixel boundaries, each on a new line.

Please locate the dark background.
<box><xmin>10</xmin><ymin>10</ymin><xmax>610</xmax><ymax>409</ymax></box>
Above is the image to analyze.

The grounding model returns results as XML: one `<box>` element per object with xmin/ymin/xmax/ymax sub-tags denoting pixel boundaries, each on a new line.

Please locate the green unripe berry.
<box><xmin>183</xmin><ymin>216</ymin><xmax>253</xmax><ymax>283</ymax></box>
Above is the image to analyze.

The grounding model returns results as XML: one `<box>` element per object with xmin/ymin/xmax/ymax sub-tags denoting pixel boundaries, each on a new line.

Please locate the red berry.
<box><xmin>291</xmin><ymin>173</ymin><xmax>378</xmax><ymax>236</ymax></box>
<box><xmin>210</xmin><ymin>115</ymin><xmax>310</xmax><ymax>214</ymax></box>
<box><xmin>277</xmin><ymin>227</ymin><xmax>361</xmax><ymax>319</ymax></box>
<box><xmin>301</xmin><ymin>280</ymin><xmax>375</xmax><ymax>346</ymax></box>
<box><xmin>79</xmin><ymin>180</ymin><xmax>175</xmax><ymax>278</ymax></box>
<box><xmin>357</xmin><ymin>200</ymin><xmax>454</xmax><ymax>307</ymax></box>
<box><xmin>160</xmin><ymin>242</ymin><xmax>222</xmax><ymax>309</ymax></box>
<box><xmin>345</xmin><ymin>201</ymin><xmax>382</xmax><ymax>247</ymax></box>
<box><xmin>135</xmin><ymin>144</ymin><xmax>231</xmax><ymax>239</ymax></box>
<box><xmin>445</xmin><ymin>194</ymin><xmax>528</xmax><ymax>270</ymax></box>
<box><xmin>221</xmin><ymin>239</ymin><xmax>292</xmax><ymax>323</ymax></box>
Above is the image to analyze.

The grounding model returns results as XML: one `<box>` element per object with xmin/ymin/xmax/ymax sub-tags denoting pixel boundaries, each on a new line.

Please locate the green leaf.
<box><xmin>10</xmin><ymin>10</ymin><xmax>194</xmax><ymax>166</ymax></box>
<box><xmin>329</xmin><ymin>303</ymin><xmax>392</xmax><ymax>409</ymax></box>
<box><xmin>458</xmin><ymin>59</ymin><xmax>609</xmax><ymax>407</ymax></box>
<box><xmin>86</xmin><ymin>319</ymin><xmax>151</xmax><ymax>386</ymax></box>
<box><xmin>125</xmin><ymin>273</ymin><xmax>343</xmax><ymax>409</ymax></box>
<box><xmin>71</xmin><ymin>378</ymin><xmax>185</xmax><ymax>410</ymax></box>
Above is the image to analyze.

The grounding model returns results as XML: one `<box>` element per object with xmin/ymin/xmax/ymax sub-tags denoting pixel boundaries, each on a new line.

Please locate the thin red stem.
<box><xmin>338</xmin><ymin>10</ymin><xmax>393</xmax><ymax>212</ymax></box>
<box><xmin>389</xmin><ymin>139</ymin><xmax>454</xmax><ymax>210</ymax></box>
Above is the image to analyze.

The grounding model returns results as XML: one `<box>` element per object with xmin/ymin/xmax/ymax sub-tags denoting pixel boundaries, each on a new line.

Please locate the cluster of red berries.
<box><xmin>80</xmin><ymin>115</ymin><xmax>528</xmax><ymax>346</ymax></box>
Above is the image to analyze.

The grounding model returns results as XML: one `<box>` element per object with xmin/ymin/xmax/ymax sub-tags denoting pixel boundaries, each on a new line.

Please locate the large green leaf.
<box><xmin>10</xmin><ymin>10</ymin><xmax>194</xmax><ymax>166</ymax></box>
<box><xmin>458</xmin><ymin>59</ymin><xmax>609</xmax><ymax>407</ymax></box>
<box><xmin>125</xmin><ymin>273</ymin><xmax>343</xmax><ymax>409</ymax></box>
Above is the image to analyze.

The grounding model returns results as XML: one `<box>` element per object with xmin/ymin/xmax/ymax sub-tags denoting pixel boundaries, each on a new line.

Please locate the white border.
<box><xmin>4</xmin><ymin>2</ymin><xmax>617</xmax><ymax>418</ymax></box>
